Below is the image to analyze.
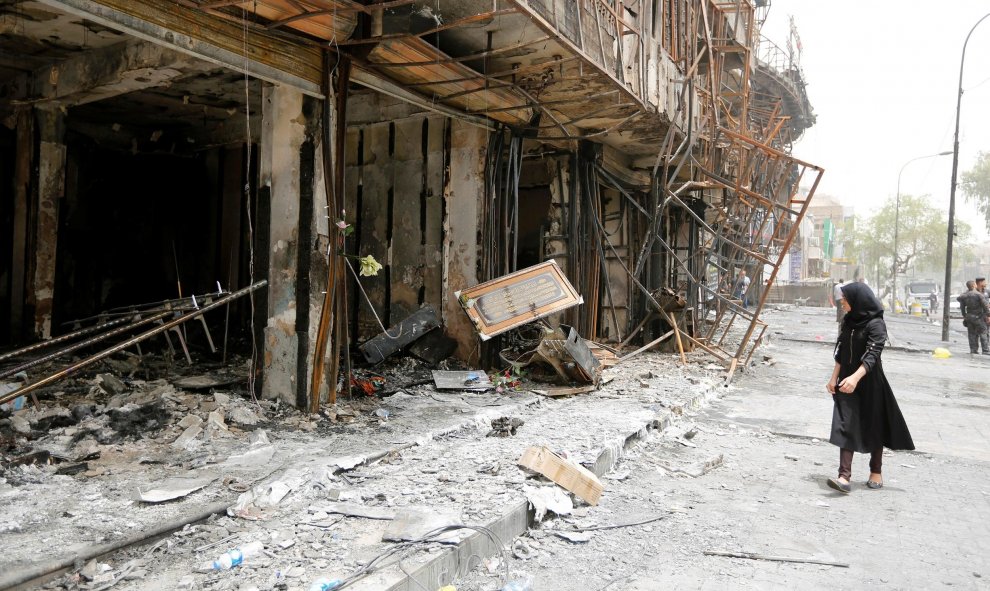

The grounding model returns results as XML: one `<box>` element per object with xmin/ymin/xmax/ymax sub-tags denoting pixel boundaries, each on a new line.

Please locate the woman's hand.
<box><xmin>826</xmin><ymin>379</ymin><xmax>837</xmax><ymax>395</ymax></box>
<box><xmin>837</xmin><ymin>375</ymin><xmax>859</xmax><ymax>393</ymax></box>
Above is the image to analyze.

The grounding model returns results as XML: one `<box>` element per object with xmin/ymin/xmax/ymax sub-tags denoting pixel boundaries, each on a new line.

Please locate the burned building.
<box><xmin>0</xmin><ymin>0</ymin><xmax>818</xmax><ymax>410</ymax></box>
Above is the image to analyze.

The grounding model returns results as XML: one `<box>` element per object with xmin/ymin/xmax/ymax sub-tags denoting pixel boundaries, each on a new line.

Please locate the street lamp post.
<box><xmin>942</xmin><ymin>12</ymin><xmax>990</xmax><ymax>341</ymax></box>
<box><xmin>893</xmin><ymin>151</ymin><xmax>951</xmax><ymax>313</ymax></box>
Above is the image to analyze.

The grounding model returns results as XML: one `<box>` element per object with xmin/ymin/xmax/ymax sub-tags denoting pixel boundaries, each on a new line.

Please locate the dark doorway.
<box><xmin>53</xmin><ymin>142</ymin><xmax>218</xmax><ymax>329</ymax></box>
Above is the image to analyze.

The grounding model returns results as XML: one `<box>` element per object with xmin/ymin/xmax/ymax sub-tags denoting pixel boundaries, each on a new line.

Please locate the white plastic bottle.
<box><xmin>500</xmin><ymin>575</ymin><xmax>534</xmax><ymax>591</ymax></box>
<box><xmin>202</xmin><ymin>540</ymin><xmax>265</xmax><ymax>570</ymax></box>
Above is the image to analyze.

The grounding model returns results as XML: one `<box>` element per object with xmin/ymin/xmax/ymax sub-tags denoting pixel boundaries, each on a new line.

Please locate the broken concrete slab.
<box><xmin>220</xmin><ymin>445</ymin><xmax>276</xmax><ymax>470</ymax></box>
<box><xmin>137</xmin><ymin>473</ymin><xmax>217</xmax><ymax>503</ymax></box>
<box><xmin>228</xmin><ymin>406</ymin><xmax>260</xmax><ymax>426</ymax></box>
<box><xmin>172</xmin><ymin>425</ymin><xmax>202</xmax><ymax>449</ymax></box>
<box><xmin>177</xmin><ymin>414</ymin><xmax>203</xmax><ymax>429</ymax></box>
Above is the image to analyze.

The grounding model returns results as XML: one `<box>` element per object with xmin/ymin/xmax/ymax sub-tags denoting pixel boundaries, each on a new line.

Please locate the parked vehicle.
<box><xmin>948</xmin><ymin>295</ymin><xmax>962</xmax><ymax>319</ymax></box>
<box><xmin>904</xmin><ymin>280</ymin><xmax>940</xmax><ymax>311</ymax></box>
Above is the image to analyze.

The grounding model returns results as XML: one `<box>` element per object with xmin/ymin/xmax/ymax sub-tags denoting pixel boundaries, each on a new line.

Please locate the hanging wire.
<box><xmin>242</xmin><ymin>5</ymin><xmax>259</xmax><ymax>405</ymax></box>
<box><xmin>344</xmin><ymin>258</ymin><xmax>404</xmax><ymax>339</ymax></box>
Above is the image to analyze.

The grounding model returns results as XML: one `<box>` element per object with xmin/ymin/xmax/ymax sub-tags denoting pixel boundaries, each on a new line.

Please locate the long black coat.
<box><xmin>831</xmin><ymin>317</ymin><xmax>915</xmax><ymax>453</ymax></box>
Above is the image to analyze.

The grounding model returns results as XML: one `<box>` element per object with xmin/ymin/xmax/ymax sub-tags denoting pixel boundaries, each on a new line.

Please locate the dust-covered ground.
<box><xmin>453</xmin><ymin>306</ymin><xmax>990</xmax><ymax>591</ymax></box>
<box><xmin>4</xmin><ymin>305</ymin><xmax>987</xmax><ymax>591</ymax></box>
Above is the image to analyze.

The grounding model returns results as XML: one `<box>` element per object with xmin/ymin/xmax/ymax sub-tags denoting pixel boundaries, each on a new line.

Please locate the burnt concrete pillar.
<box><xmin>29</xmin><ymin>107</ymin><xmax>66</xmax><ymax>340</ymax></box>
<box><xmin>259</xmin><ymin>83</ymin><xmax>312</xmax><ymax>406</ymax></box>
<box><xmin>443</xmin><ymin>119</ymin><xmax>486</xmax><ymax>363</ymax></box>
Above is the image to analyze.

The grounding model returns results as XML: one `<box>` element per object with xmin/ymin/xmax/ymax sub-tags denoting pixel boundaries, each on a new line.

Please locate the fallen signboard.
<box><xmin>455</xmin><ymin>261</ymin><xmax>582</xmax><ymax>340</ymax></box>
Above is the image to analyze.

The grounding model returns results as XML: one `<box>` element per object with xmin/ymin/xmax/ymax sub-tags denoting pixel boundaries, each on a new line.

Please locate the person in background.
<box><xmin>957</xmin><ymin>280</ymin><xmax>989</xmax><ymax>356</ymax></box>
<box><xmin>977</xmin><ymin>277</ymin><xmax>990</xmax><ymax>354</ymax></box>
<box><xmin>826</xmin><ymin>282</ymin><xmax>914</xmax><ymax>493</ymax></box>
<box><xmin>732</xmin><ymin>269</ymin><xmax>751</xmax><ymax>308</ymax></box>
<box><xmin>833</xmin><ymin>279</ymin><xmax>847</xmax><ymax>330</ymax></box>
<box><xmin>927</xmin><ymin>291</ymin><xmax>938</xmax><ymax>322</ymax></box>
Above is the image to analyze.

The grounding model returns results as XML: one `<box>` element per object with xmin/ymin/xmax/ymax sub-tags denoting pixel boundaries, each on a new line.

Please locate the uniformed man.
<box><xmin>957</xmin><ymin>280</ymin><xmax>990</xmax><ymax>355</ymax></box>
<box><xmin>977</xmin><ymin>277</ymin><xmax>990</xmax><ymax>354</ymax></box>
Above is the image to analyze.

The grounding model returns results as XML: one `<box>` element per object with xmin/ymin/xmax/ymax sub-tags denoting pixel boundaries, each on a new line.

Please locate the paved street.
<box><xmin>455</xmin><ymin>306</ymin><xmax>990</xmax><ymax>590</ymax></box>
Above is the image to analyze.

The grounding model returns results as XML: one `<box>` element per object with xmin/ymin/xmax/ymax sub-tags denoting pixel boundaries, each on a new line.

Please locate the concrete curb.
<box><xmin>369</xmin><ymin>382</ymin><xmax>725</xmax><ymax>591</ymax></box>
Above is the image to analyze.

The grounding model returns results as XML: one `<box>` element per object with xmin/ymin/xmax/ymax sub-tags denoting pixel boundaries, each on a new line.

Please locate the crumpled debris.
<box><xmin>228</xmin><ymin>468</ymin><xmax>310</xmax><ymax>520</ymax></box>
<box><xmin>487</xmin><ymin>416</ymin><xmax>524</xmax><ymax>437</ymax></box>
<box><xmin>523</xmin><ymin>484</ymin><xmax>573</xmax><ymax>521</ymax></box>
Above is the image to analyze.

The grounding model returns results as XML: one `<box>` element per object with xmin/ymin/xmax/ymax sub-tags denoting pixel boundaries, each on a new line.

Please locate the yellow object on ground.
<box><xmin>932</xmin><ymin>347</ymin><xmax>952</xmax><ymax>359</ymax></box>
<box><xmin>911</xmin><ymin>302</ymin><xmax>923</xmax><ymax>316</ymax></box>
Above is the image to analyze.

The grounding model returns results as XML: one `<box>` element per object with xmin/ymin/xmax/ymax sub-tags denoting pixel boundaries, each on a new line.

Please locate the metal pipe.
<box><xmin>0</xmin><ymin>311</ymin><xmax>172</xmax><ymax>380</ymax></box>
<box><xmin>0</xmin><ymin>281</ymin><xmax>267</xmax><ymax>406</ymax></box>
<box><xmin>59</xmin><ymin>290</ymin><xmax>226</xmax><ymax>326</ymax></box>
<box><xmin>0</xmin><ymin>315</ymin><xmax>136</xmax><ymax>362</ymax></box>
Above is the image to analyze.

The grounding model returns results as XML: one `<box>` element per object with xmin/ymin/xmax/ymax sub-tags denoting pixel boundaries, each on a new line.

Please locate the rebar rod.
<box><xmin>0</xmin><ymin>281</ymin><xmax>267</xmax><ymax>406</ymax></box>
<box><xmin>0</xmin><ymin>311</ymin><xmax>172</xmax><ymax>380</ymax></box>
<box><xmin>0</xmin><ymin>315</ymin><xmax>135</xmax><ymax>362</ymax></box>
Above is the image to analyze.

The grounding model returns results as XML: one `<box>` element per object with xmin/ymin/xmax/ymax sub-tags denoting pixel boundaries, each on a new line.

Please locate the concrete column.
<box><xmin>259</xmin><ymin>83</ymin><xmax>306</xmax><ymax>406</ymax></box>
<box><xmin>10</xmin><ymin>109</ymin><xmax>32</xmax><ymax>340</ymax></box>
<box><xmin>442</xmin><ymin>119</ymin><xmax>486</xmax><ymax>364</ymax></box>
<box><xmin>29</xmin><ymin>107</ymin><xmax>66</xmax><ymax>339</ymax></box>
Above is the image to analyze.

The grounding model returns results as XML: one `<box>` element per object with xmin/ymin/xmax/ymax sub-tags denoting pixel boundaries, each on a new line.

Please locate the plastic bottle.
<box><xmin>201</xmin><ymin>540</ymin><xmax>265</xmax><ymax>571</ymax></box>
<box><xmin>308</xmin><ymin>578</ymin><xmax>343</xmax><ymax>591</ymax></box>
<box><xmin>500</xmin><ymin>575</ymin><xmax>533</xmax><ymax>591</ymax></box>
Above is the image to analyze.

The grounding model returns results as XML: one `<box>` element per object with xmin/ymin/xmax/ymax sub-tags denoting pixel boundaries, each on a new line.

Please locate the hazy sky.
<box><xmin>762</xmin><ymin>1</ymin><xmax>990</xmax><ymax>242</ymax></box>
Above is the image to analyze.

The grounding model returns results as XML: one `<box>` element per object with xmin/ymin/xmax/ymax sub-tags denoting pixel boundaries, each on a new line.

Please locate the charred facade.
<box><xmin>0</xmin><ymin>0</ymin><xmax>819</xmax><ymax>408</ymax></box>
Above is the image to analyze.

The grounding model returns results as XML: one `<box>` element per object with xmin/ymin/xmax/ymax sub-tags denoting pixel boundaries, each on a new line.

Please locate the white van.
<box><xmin>904</xmin><ymin>280</ymin><xmax>940</xmax><ymax>311</ymax></box>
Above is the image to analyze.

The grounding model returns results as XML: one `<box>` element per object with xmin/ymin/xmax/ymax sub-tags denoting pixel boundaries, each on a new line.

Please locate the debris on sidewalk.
<box><xmin>524</xmin><ymin>485</ymin><xmax>573</xmax><ymax>521</ymax></box>
<box><xmin>518</xmin><ymin>446</ymin><xmax>603</xmax><ymax>505</ymax></box>
<box><xmin>488</xmin><ymin>416</ymin><xmax>524</xmax><ymax>437</ymax></box>
<box><xmin>433</xmin><ymin>370</ymin><xmax>494</xmax><ymax>391</ymax></box>
<box><xmin>531</xmin><ymin>385</ymin><xmax>597</xmax><ymax>398</ymax></box>
<box><xmin>512</xmin><ymin>325</ymin><xmax>600</xmax><ymax>385</ymax></box>
<box><xmin>382</xmin><ymin>507</ymin><xmax>463</xmax><ymax>543</ymax></box>
<box><xmin>704</xmin><ymin>550</ymin><xmax>849</xmax><ymax>568</ymax></box>
<box><xmin>137</xmin><ymin>472</ymin><xmax>217</xmax><ymax>503</ymax></box>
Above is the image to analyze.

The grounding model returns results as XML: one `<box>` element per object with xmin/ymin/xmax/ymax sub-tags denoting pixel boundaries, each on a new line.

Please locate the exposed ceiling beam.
<box><xmin>37</xmin><ymin>0</ymin><xmax>324</xmax><ymax>97</ymax></box>
<box><xmin>1</xmin><ymin>39</ymin><xmax>217</xmax><ymax>109</ymax></box>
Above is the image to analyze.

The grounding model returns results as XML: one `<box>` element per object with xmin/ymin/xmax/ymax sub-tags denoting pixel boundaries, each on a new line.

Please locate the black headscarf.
<box><xmin>840</xmin><ymin>282</ymin><xmax>884</xmax><ymax>329</ymax></box>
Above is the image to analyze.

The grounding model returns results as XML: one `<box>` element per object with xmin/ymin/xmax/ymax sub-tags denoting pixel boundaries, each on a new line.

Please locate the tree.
<box><xmin>962</xmin><ymin>151</ymin><xmax>990</xmax><ymax>233</ymax></box>
<box><xmin>842</xmin><ymin>194</ymin><xmax>971</xmax><ymax>299</ymax></box>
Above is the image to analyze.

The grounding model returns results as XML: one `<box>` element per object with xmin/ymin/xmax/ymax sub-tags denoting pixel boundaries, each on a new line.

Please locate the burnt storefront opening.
<box><xmin>55</xmin><ymin>145</ymin><xmax>215</xmax><ymax>326</ymax></box>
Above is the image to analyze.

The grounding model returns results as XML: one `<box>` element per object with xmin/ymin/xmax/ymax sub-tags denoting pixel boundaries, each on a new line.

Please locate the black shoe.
<box><xmin>827</xmin><ymin>477</ymin><xmax>851</xmax><ymax>494</ymax></box>
<box><xmin>982</xmin><ymin>352</ymin><xmax>990</xmax><ymax>356</ymax></box>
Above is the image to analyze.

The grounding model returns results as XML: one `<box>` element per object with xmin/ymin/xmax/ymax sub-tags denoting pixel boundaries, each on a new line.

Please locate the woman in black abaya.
<box><xmin>826</xmin><ymin>282</ymin><xmax>914</xmax><ymax>493</ymax></box>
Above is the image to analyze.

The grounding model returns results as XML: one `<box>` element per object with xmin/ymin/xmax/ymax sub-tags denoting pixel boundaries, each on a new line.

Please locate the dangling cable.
<box><xmin>242</xmin><ymin>5</ymin><xmax>259</xmax><ymax>405</ymax></box>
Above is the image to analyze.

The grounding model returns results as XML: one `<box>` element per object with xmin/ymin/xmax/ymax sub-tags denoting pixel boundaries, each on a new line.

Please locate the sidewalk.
<box><xmin>1</xmin><ymin>348</ymin><xmax>730</xmax><ymax>590</ymax></box>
